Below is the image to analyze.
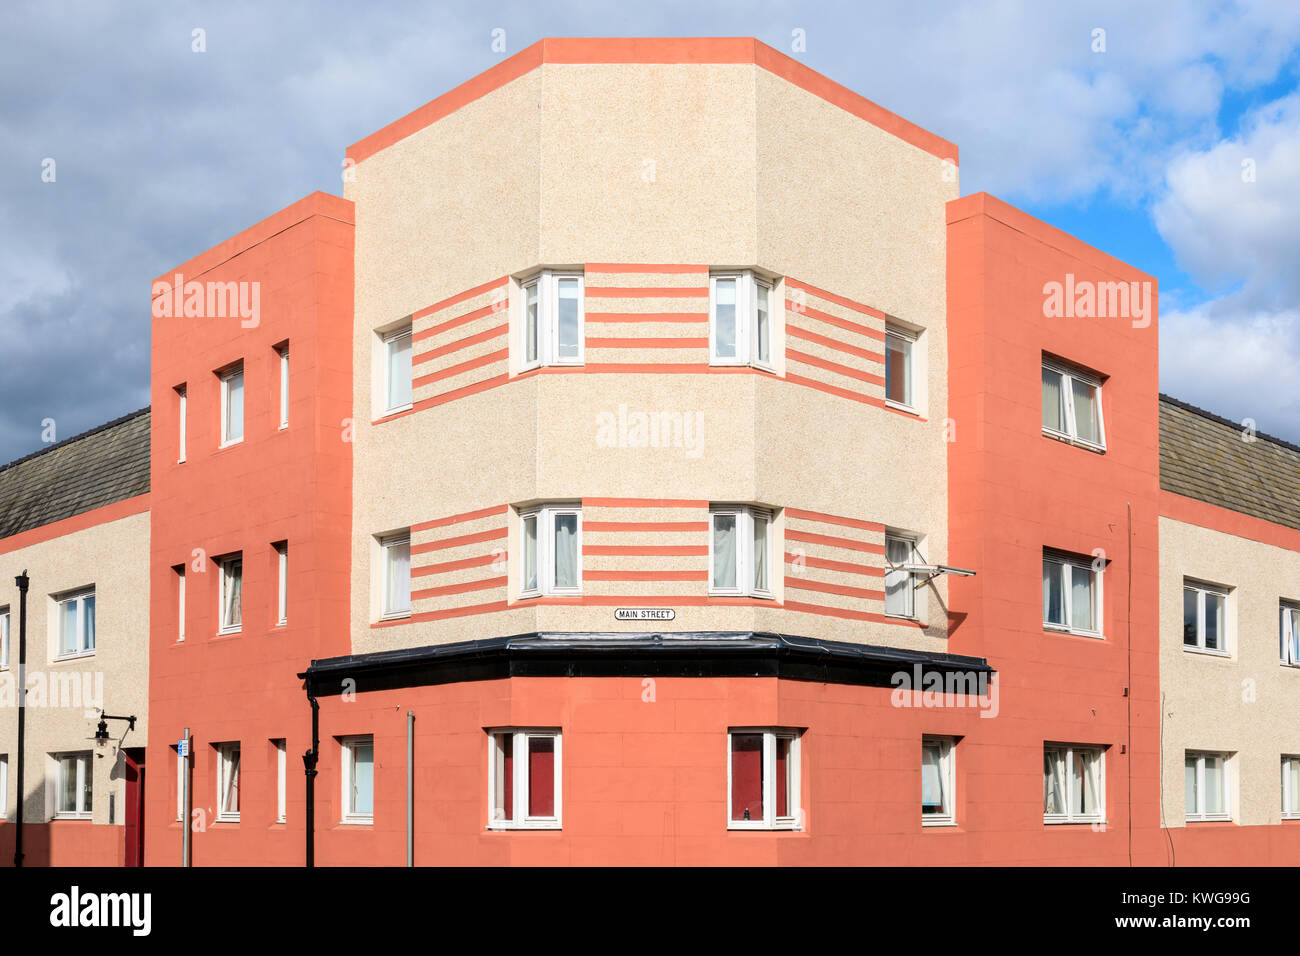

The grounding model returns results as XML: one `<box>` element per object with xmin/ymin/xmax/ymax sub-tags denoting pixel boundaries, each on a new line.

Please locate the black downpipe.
<box><xmin>12</xmin><ymin>571</ymin><xmax>27</xmax><ymax>868</ymax></box>
<box><xmin>302</xmin><ymin>685</ymin><xmax>319</xmax><ymax>868</ymax></box>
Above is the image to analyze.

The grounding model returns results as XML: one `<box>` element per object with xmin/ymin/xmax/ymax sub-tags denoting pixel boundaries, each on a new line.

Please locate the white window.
<box><xmin>885</xmin><ymin>533</ymin><xmax>918</xmax><ymax>618</ymax></box>
<box><xmin>380</xmin><ymin>533</ymin><xmax>411</xmax><ymax>619</ymax></box>
<box><xmin>885</xmin><ymin>326</ymin><xmax>915</xmax><ymax>408</ymax></box>
<box><xmin>709</xmin><ymin>272</ymin><xmax>772</xmax><ymax>369</ymax></box>
<box><xmin>216</xmin><ymin>742</ymin><xmax>240</xmax><ymax>822</ymax></box>
<box><xmin>1183</xmin><ymin>580</ymin><xmax>1229</xmax><ymax>655</ymax></box>
<box><xmin>709</xmin><ymin>506</ymin><xmax>772</xmax><ymax>598</ymax></box>
<box><xmin>174</xmin><ymin>567</ymin><xmax>185</xmax><ymax>642</ymax></box>
<box><xmin>218</xmin><ymin>555</ymin><xmax>242</xmax><ymax>634</ymax></box>
<box><xmin>519</xmin><ymin>506</ymin><xmax>582</xmax><ymax>597</ymax></box>
<box><xmin>176</xmin><ymin>385</ymin><xmax>187</xmax><ymax>462</ymax></box>
<box><xmin>1042</xmin><ymin>359</ymin><xmax>1105</xmax><ymax>450</ymax></box>
<box><xmin>728</xmin><ymin>729</ymin><xmax>801</xmax><ymax>830</ymax></box>
<box><xmin>488</xmin><ymin>729</ymin><xmax>561</xmax><ymax>829</ymax></box>
<box><xmin>1280</xmin><ymin>602</ymin><xmax>1300</xmax><ymax>666</ymax></box>
<box><xmin>922</xmin><ymin>737</ymin><xmax>956</xmax><ymax>825</ymax></box>
<box><xmin>1043</xmin><ymin>744</ymin><xmax>1104</xmax><ymax>824</ymax></box>
<box><xmin>521</xmin><ymin>271</ymin><xmax>584</xmax><ymax>369</ymax></box>
<box><xmin>56</xmin><ymin>588</ymin><xmax>95</xmax><ymax>658</ymax></box>
<box><xmin>277</xmin><ymin>345</ymin><xmax>289</xmax><ymax>429</ymax></box>
<box><xmin>54</xmin><ymin>752</ymin><xmax>92</xmax><ymax>819</ymax></box>
<box><xmin>0</xmin><ymin>606</ymin><xmax>8</xmax><ymax>668</ymax></box>
<box><xmin>220</xmin><ymin>364</ymin><xmax>244</xmax><ymax>446</ymax></box>
<box><xmin>341</xmin><ymin>736</ymin><xmax>374</xmax><ymax>823</ymax></box>
<box><xmin>1042</xmin><ymin>551</ymin><xmax>1102</xmax><ymax>637</ymax></box>
<box><xmin>275</xmin><ymin>542</ymin><xmax>288</xmax><ymax>625</ymax></box>
<box><xmin>274</xmin><ymin>738</ymin><xmax>287</xmax><ymax>823</ymax></box>
<box><xmin>383</xmin><ymin>325</ymin><xmax>413</xmax><ymax>413</ymax></box>
<box><xmin>1185</xmin><ymin>751</ymin><xmax>1230</xmax><ymax>822</ymax></box>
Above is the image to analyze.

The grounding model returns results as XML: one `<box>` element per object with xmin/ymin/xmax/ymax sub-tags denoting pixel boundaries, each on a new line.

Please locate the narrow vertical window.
<box><xmin>1283</xmin><ymin>756</ymin><xmax>1300</xmax><ymax>819</ymax></box>
<box><xmin>488</xmin><ymin>729</ymin><xmax>561</xmax><ymax>829</ymax></box>
<box><xmin>0</xmin><ymin>754</ymin><xmax>7</xmax><ymax>818</ymax></box>
<box><xmin>274</xmin><ymin>739</ymin><xmax>287</xmax><ymax>823</ymax></box>
<box><xmin>885</xmin><ymin>534</ymin><xmax>917</xmax><ymax>618</ymax></box>
<box><xmin>0</xmin><ymin>606</ymin><xmax>9</xmax><ymax>668</ymax></box>
<box><xmin>885</xmin><ymin>328</ymin><xmax>915</xmax><ymax>408</ymax></box>
<box><xmin>728</xmin><ymin>729</ymin><xmax>801</xmax><ymax>830</ymax></box>
<box><xmin>218</xmin><ymin>555</ymin><xmax>242</xmax><ymax>634</ymax></box>
<box><xmin>384</xmin><ymin>326</ymin><xmax>413</xmax><ymax>413</ymax></box>
<box><xmin>275</xmin><ymin>542</ymin><xmax>288</xmax><ymax>625</ymax></box>
<box><xmin>278</xmin><ymin>345</ymin><xmax>289</xmax><ymax>429</ymax></box>
<box><xmin>1282</xmin><ymin>602</ymin><xmax>1300</xmax><ymax>666</ymax></box>
<box><xmin>380</xmin><ymin>533</ymin><xmax>411</xmax><ymax>619</ymax></box>
<box><xmin>174</xmin><ymin>566</ymin><xmax>185</xmax><ymax>642</ymax></box>
<box><xmin>175</xmin><ymin>385</ymin><xmax>187</xmax><ymax>463</ymax></box>
<box><xmin>220</xmin><ymin>364</ymin><xmax>244</xmax><ymax>446</ymax></box>
<box><xmin>216</xmin><ymin>742</ymin><xmax>240</xmax><ymax>821</ymax></box>
<box><xmin>342</xmin><ymin>736</ymin><xmax>374</xmax><ymax>823</ymax></box>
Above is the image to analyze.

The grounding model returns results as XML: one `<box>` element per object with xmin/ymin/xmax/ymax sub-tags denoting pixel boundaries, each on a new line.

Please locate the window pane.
<box><xmin>730</xmin><ymin>734</ymin><xmax>763</xmax><ymax>822</ymax></box>
<box><xmin>522</xmin><ymin>516</ymin><xmax>538</xmax><ymax>592</ymax></box>
<box><xmin>885</xmin><ymin>536</ymin><xmax>913</xmax><ymax>616</ymax></box>
<box><xmin>711</xmin><ymin>513</ymin><xmax>737</xmax><ymax>589</ymax></box>
<box><xmin>556</xmin><ymin>278</ymin><xmax>580</xmax><ymax>360</ymax></box>
<box><xmin>1184</xmin><ymin>588</ymin><xmax>1198</xmax><ymax>646</ymax></box>
<box><xmin>524</xmin><ymin>282</ymin><xmax>539</xmax><ymax>365</ymax></box>
<box><xmin>1044</xmin><ymin>750</ymin><xmax>1065</xmax><ymax>814</ymax></box>
<box><xmin>1185</xmin><ymin>756</ymin><xmax>1198</xmax><ymax>814</ymax></box>
<box><xmin>1070</xmin><ymin>565</ymin><xmax>1094</xmax><ymax>632</ymax></box>
<box><xmin>886</xmin><ymin>334</ymin><xmax>912</xmax><ymax>405</ymax></box>
<box><xmin>494</xmin><ymin>734</ymin><xmax>513</xmax><ymax>821</ymax></box>
<box><xmin>223</xmin><ymin>560</ymin><xmax>242</xmax><ymax>628</ymax></box>
<box><xmin>1204</xmin><ymin>757</ymin><xmax>1224</xmax><ymax>815</ymax></box>
<box><xmin>922</xmin><ymin>742</ymin><xmax>945</xmax><ymax>813</ymax></box>
<box><xmin>223</xmin><ymin>746</ymin><xmax>240</xmax><ymax>814</ymax></box>
<box><xmin>713</xmin><ymin>278</ymin><xmax>737</xmax><ymax>359</ymax></box>
<box><xmin>553</xmin><ymin>513</ymin><xmax>578</xmax><ymax>589</ymax></box>
<box><xmin>775</xmin><ymin>736</ymin><xmax>791</xmax><ymax>818</ymax></box>
<box><xmin>385</xmin><ymin>541</ymin><xmax>410</xmax><ymax>614</ymax></box>
<box><xmin>280</xmin><ymin>350</ymin><xmax>289</xmax><ymax>426</ymax></box>
<box><xmin>752</xmin><ymin>513</ymin><xmax>768</xmax><ymax>592</ymax></box>
<box><xmin>59</xmin><ymin>757</ymin><xmax>76</xmax><ymax>813</ymax></box>
<box><xmin>226</xmin><ymin>370</ymin><xmax>244</xmax><ymax>441</ymax></box>
<box><xmin>1204</xmin><ymin>592</ymin><xmax>1223</xmax><ymax>650</ymax></box>
<box><xmin>351</xmin><ymin>741</ymin><xmax>374</xmax><ymax>816</ymax></box>
<box><xmin>527</xmin><ymin>736</ymin><xmax>554</xmax><ymax>818</ymax></box>
<box><xmin>81</xmin><ymin>756</ymin><xmax>92</xmax><ymax>813</ymax></box>
<box><xmin>1288</xmin><ymin>759</ymin><xmax>1300</xmax><ymax>812</ymax></box>
<box><xmin>1043</xmin><ymin>560</ymin><xmax>1065</xmax><ymax>625</ymax></box>
<box><xmin>1041</xmin><ymin>368</ymin><xmax>1065</xmax><ymax>431</ymax></box>
<box><xmin>1071</xmin><ymin>378</ymin><xmax>1100</xmax><ymax>444</ymax></box>
<box><xmin>60</xmin><ymin>600</ymin><xmax>77</xmax><ymax>654</ymax></box>
<box><xmin>754</xmin><ymin>283</ymin><xmax>770</xmax><ymax>365</ymax></box>
<box><xmin>82</xmin><ymin>595</ymin><xmax>95</xmax><ymax>651</ymax></box>
<box><xmin>386</xmin><ymin>331</ymin><xmax>412</xmax><ymax>409</ymax></box>
<box><xmin>1287</xmin><ymin>608</ymin><xmax>1300</xmax><ymax>663</ymax></box>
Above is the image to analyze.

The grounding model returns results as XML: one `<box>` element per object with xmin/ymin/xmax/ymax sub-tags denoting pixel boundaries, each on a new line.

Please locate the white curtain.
<box><xmin>1043</xmin><ymin>560</ymin><xmax>1064</xmax><ymax>625</ymax></box>
<box><xmin>1044</xmin><ymin>750</ymin><xmax>1065</xmax><ymax>814</ymax></box>
<box><xmin>553</xmin><ymin>513</ymin><xmax>577</xmax><ymax>588</ymax></box>
<box><xmin>714</xmin><ymin>278</ymin><xmax>737</xmax><ymax>359</ymax></box>
<box><xmin>227</xmin><ymin>370</ymin><xmax>245</xmax><ymax>441</ymax></box>
<box><xmin>754</xmin><ymin>283</ymin><xmax>770</xmax><ymax>364</ymax></box>
<box><xmin>1070</xmin><ymin>565</ymin><xmax>1093</xmax><ymax>631</ymax></box>
<box><xmin>1042</xmin><ymin>368</ymin><xmax>1064</xmax><ymax>431</ymax></box>
<box><xmin>1071</xmin><ymin>379</ymin><xmax>1099</xmax><ymax>443</ymax></box>
<box><xmin>387</xmin><ymin>331</ymin><xmax>412</xmax><ymax>409</ymax></box>
<box><xmin>224</xmin><ymin>747</ymin><xmax>241</xmax><ymax>813</ymax></box>
<box><xmin>522</xmin><ymin>515</ymin><xmax>538</xmax><ymax>592</ymax></box>
<box><xmin>752</xmin><ymin>514</ymin><xmax>768</xmax><ymax>592</ymax></box>
<box><xmin>885</xmin><ymin>537</ymin><xmax>912</xmax><ymax>616</ymax></box>
<box><xmin>387</xmin><ymin>542</ymin><xmax>410</xmax><ymax>614</ymax></box>
<box><xmin>712</xmin><ymin>514</ymin><xmax>737</xmax><ymax>589</ymax></box>
<box><xmin>922</xmin><ymin>743</ymin><xmax>944</xmax><ymax>812</ymax></box>
<box><xmin>224</xmin><ymin>560</ymin><xmax>243</xmax><ymax>628</ymax></box>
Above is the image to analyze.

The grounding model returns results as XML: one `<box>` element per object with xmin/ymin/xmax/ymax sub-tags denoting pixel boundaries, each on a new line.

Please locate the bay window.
<box><xmin>519</xmin><ymin>505</ymin><xmax>581</xmax><ymax>597</ymax></box>
<box><xmin>1183</xmin><ymin>580</ymin><xmax>1229</xmax><ymax>654</ymax></box>
<box><xmin>709</xmin><ymin>506</ymin><xmax>772</xmax><ymax>597</ymax></box>
<box><xmin>1042</xmin><ymin>550</ymin><xmax>1102</xmax><ymax>637</ymax></box>
<box><xmin>728</xmin><ymin>728</ymin><xmax>801</xmax><ymax>830</ymax></box>
<box><xmin>1043</xmin><ymin>744</ymin><xmax>1104</xmax><ymax>824</ymax></box>
<box><xmin>521</xmin><ymin>271</ymin><xmax>584</xmax><ymax>369</ymax></box>
<box><xmin>488</xmin><ymin>729</ymin><xmax>561</xmax><ymax>829</ymax></box>
<box><xmin>1042</xmin><ymin>359</ymin><xmax>1105</xmax><ymax>450</ymax></box>
<box><xmin>1185</xmin><ymin>751</ymin><xmax>1230</xmax><ymax>822</ymax></box>
<box><xmin>710</xmin><ymin>272</ymin><xmax>772</xmax><ymax>369</ymax></box>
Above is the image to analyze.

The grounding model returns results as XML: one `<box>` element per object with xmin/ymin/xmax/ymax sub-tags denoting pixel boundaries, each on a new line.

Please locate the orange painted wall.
<box><xmin>144</xmin><ymin>191</ymin><xmax>354</xmax><ymax>866</ymax></box>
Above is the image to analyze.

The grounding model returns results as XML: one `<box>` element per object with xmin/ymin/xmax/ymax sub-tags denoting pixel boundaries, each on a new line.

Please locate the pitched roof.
<box><xmin>0</xmin><ymin>408</ymin><xmax>150</xmax><ymax>541</ymax></box>
<box><xmin>1159</xmin><ymin>395</ymin><xmax>1300</xmax><ymax>532</ymax></box>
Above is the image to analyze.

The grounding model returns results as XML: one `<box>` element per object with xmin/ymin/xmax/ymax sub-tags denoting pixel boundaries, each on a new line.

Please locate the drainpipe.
<box><xmin>406</xmin><ymin>710</ymin><xmax>414</xmax><ymax>866</ymax></box>
<box><xmin>12</xmin><ymin>571</ymin><xmax>27</xmax><ymax>868</ymax></box>
<box><xmin>302</xmin><ymin>686</ymin><xmax>319</xmax><ymax>868</ymax></box>
<box><xmin>181</xmin><ymin>727</ymin><xmax>191</xmax><ymax>866</ymax></box>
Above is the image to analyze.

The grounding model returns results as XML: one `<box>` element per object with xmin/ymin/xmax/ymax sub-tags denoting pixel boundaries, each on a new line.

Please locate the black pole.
<box><xmin>302</xmin><ymin>687</ymin><xmax>319</xmax><ymax>868</ymax></box>
<box><xmin>13</xmin><ymin>570</ymin><xmax>28</xmax><ymax>868</ymax></box>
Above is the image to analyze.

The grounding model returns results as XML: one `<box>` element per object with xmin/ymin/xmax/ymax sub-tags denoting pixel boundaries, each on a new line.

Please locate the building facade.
<box><xmin>1</xmin><ymin>37</ymin><xmax>1297</xmax><ymax>866</ymax></box>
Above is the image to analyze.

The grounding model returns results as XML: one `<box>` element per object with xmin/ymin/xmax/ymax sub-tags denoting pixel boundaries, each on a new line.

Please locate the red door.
<box><xmin>123</xmin><ymin>748</ymin><xmax>146</xmax><ymax>867</ymax></box>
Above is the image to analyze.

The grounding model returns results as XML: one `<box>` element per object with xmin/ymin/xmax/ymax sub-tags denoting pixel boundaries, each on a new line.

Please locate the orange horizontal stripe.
<box><xmin>414</xmin><ymin>372</ymin><xmax>511</xmax><ymax>411</ymax></box>
<box><xmin>371</xmin><ymin>407</ymin><xmax>415</xmax><ymax>425</ymax></box>
<box><xmin>410</xmin><ymin>527</ymin><xmax>507</xmax><ymax>554</ymax></box>
<box><xmin>412</xmin><ymin>348</ymin><xmax>507</xmax><ymax>388</ymax></box>
<box><xmin>787</xmin><ymin>349</ymin><xmax>885</xmax><ymax>386</ymax></box>
<box><xmin>586</xmin><ymin>337</ymin><xmax>709</xmax><ymax>349</ymax></box>
<box><xmin>787</xmin><ymin>325</ymin><xmax>885</xmax><ymax>364</ymax></box>
<box><xmin>413</xmin><ymin>276</ymin><xmax>509</xmax><ymax>319</ymax></box>
<box><xmin>585</xmin><ymin>312</ymin><xmax>707</xmax><ymax>324</ymax></box>
<box><xmin>785</xmin><ymin>578</ymin><xmax>885</xmax><ymax>601</ymax></box>
<box><xmin>585</xmin><ymin>263</ymin><xmax>708</xmax><ymax>273</ymax></box>
<box><xmin>784</xmin><ymin>508</ymin><xmax>886</xmax><ymax>533</ymax></box>
<box><xmin>787</xmin><ymin>300</ymin><xmax>886</xmax><ymax>341</ymax></box>
<box><xmin>584</xmin><ymin>570</ymin><xmax>709</xmax><ymax>582</ymax></box>
<box><xmin>414</xmin><ymin>302</ymin><xmax>507</xmax><ymax>343</ymax></box>
<box><xmin>413</xmin><ymin>324</ymin><xmax>506</xmax><ymax>364</ymax></box>
<box><xmin>412</xmin><ymin>552</ymin><xmax>501</xmax><ymax>577</ymax></box>
<box><xmin>785</xmin><ymin>278</ymin><xmax>886</xmax><ymax>319</ymax></box>
<box><xmin>371</xmin><ymin>599</ymin><xmax>511</xmax><ymax>626</ymax></box>
<box><xmin>412</xmin><ymin>505</ymin><xmax>509</xmax><ymax>533</ymax></box>
<box><xmin>583</xmin><ymin>498</ymin><xmax>707</xmax><ymax>509</ymax></box>
<box><xmin>584</xmin><ymin>521</ymin><xmax>709</xmax><ymax>532</ymax></box>
<box><xmin>526</xmin><ymin>595</ymin><xmax>777</xmax><ymax>607</ymax></box>
<box><xmin>785</xmin><ymin>600</ymin><xmax>922</xmax><ymax>626</ymax></box>
<box><xmin>785</xmin><ymin>372</ymin><xmax>879</xmax><ymax>407</ymax></box>
<box><xmin>585</xmin><ymin>286</ymin><xmax>707</xmax><ymax>298</ymax></box>
<box><xmin>585</xmin><ymin>545</ymin><xmax>709</xmax><ymax>556</ymax></box>
<box><xmin>786</xmin><ymin>529</ymin><xmax>883</xmax><ymax>554</ymax></box>
<box><xmin>784</xmin><ymin>552</ymin><xmax>884</xmax><ymax>577</ymax></box>
<box><xmin>884</xmin><ymin>403</ymin><xmax>928</xmax><ymax>422</ymax></box>
<box><xmin>412</xmin><ymin>576</ymin><xmax>507</xmax><ymax>600</ymax></box>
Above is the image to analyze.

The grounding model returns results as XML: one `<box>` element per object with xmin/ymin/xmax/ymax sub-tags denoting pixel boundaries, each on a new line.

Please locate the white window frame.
<box><xmin>1043</xmin><ymin>744</ymin><xmax>1105</xmax><ymax>824</ymax></box>
<box><xmin>340</xmin><ymin>735</ymin><xmax>374</xmax><ymax>825</ymax></box>
<box><xmin>217</xmin><ymin>554</ymin><xmax>242</xmax><ymax>635</ymax></box>
<box><xmin>884</xmin><ymin>325</ymin><xmax>916</xmax><ymax>410</ymax></box>
<box><xmin>1183</xmin><ymin>580</ymin><xmax>1230</xmax><ymax>656</ymax></box>
<box><xmin>277</xmin><ymin>345</ymin><xmax>289</xmax><ymax>429</ymax></box>
<box><xmin>53</xmin><ymin>751</ymin><xmax>93</xmax><ymax>820</ymax></box>
<box><xmin>176</xmin><ymin>385</ymin><xmax>187</xmax><ymax>463</ymax></box>
<box><xmin>518</xmin><ymin>505</ymin><xmax>582</xmax><ymax>598</ymax></box>
<box><xmin>487</xmin><ymin>729</ymin><xmax>563</xmax><ymax>830</ymax></box>
<box><xmin>708</xmin><ymin>505</ymin><xmax>773</xmax><ymax>598</ymax></box>
<box><xmin>55</xmin><ymin>587</ymin><xmax>95</xmax><ymax>658</ymax></box>
<box><xmin>275</xmin><ymin>542</ymin><xmax>288</xmax><ymax>626</ymax></box>
<box><xmin>1042</xmin><ymin>550</ymin><xmax>1103</xmax><ymax>638</ymax></box>
<box><xmin>379</xmin><ymin>532</ymin><xmax>411</xmax><ymax>620</ymax></box>
<box><xmin>175</xmin><ymin>567</ymin><xmax>185</xmax><ymax>642</ymax></box>
<box><xmin>921</xmin><ymin>736</ymin><xmax>956</xmax><ymax>826</ymax></box>
<box><xmin>1280</xmin><ymin>602</ymin><xmax>1300</xmax><ymax>666</ymax></box>
<box><xmin>381</xmin><ymin>324</ymin><xmax>413</xmax><ymax>415</ymax></box>
<box><xmin>0</xmin><ymin>753</ymin><xmax>7</xmax><ymax>819</ymax></box>
<box><xmin>1041</xmin><ymin>359</ymin><xmax>1106</xmax><ymax>451</ymax></box>
<box><xmin>219</xmin><ymin>364</ymin><xmax>244</xmax><ymax>448</ymax></box>
<box><xmin>1185</xmin><ymin>751</ymin><xmax>1231</xmax><ymax>822</ymax></box>
<box><xmin>727</xmin><ymin>728</ymin><xmax>801</xmax><ymax>831</ymax></box>
<box><xmin>709</xmin><ymin>271</ymin><xmax>773</xmax><ymax>371</ymax></box>
<box><xmin>884</xmin><ymin>533</ymin><xmax>919</xmax><ymax>619</ymax></box>
<box><xmin>216</xmin><ymin>742</ymin><xmax>240</xmax><ymax>822</ymax></box>
<box><xmin>1283</xmin><ymin>755</ymin><xmax>1300</xmax><ymax>820</ymax></box>
<box><xmin>274</xmin><ymin>738</ymin><xmax>287</xmax><ymax>823</ymax></box>
<box><xmin>520</xmin><ymin>271</ymin><xmax>584</xmax><ymax>371</ymax></box>
<box><xmin>0</xmin><ymin>606</ymin><xmax>8</xmax><ymax>669</ymax></box>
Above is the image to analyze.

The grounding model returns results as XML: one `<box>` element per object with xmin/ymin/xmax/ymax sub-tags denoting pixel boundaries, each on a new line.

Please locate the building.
<box><xmin>0</xmin><ymin>37</ymin><xmax>1297</xmax><ymax>866</ymax></box>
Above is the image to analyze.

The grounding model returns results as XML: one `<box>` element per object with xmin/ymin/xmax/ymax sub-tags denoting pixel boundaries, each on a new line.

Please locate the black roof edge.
<box><xmin>0</xmin><ymin>405</ymin><xmax>151</xmax><ymax>478</ymax></box>
<box><xmin>1159</xmin><ymin>393</ymin><xmax>1300</xmax><ymax>457</ymax></box>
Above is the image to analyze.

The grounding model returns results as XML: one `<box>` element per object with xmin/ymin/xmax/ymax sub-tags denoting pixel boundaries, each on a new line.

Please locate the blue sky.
<box><xmin>1</xmin><ymin>0</ymin><xmax>1298</xmax><ymax>462</ymax></box>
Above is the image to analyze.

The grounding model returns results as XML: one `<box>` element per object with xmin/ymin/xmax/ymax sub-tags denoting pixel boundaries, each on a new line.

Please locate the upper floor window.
<box><xmin>1183</xmin><ymin>580</ymin><xmax>1228</xmax><ymax>655</ymax></box>
<box><xmin>885</xmin><ymin>326</ymin><xmax>915</xmax><ymax>409</ymax></box>
<box><xmin>275</xmin><ymin>542</ymin><xmax>288</xmax><ymax>626</ymax></box>
<box><xmin>922</xmin><ymin>737</ymin><xmax>956</xmax><ymax>825</ymax></box>
<box><xmin>1042</xmin><ymin>359</ymin><xmax>1104</xmax><ymax>450</ymax></box>
<box><xmin>175</xmin><ymin>384</ymin><xmax>187</xmax><ymax>462</ymax></box>
<box><xmin>1043</xmin><ymin>744</ymin><xmax>1104</xmax><ymax>824</ymax></box>
<box><xmin>1185</xmin><ymin>751</ymin><xmax>1230</xmax><ymax>822</ymax></box>
<box><xmin>1281</xmin><ymin>602</ymin><xmax>1300</xmax><ymax>666</ymax></box>
<box><xmin>1042</xmin><ymin>550</ymin><xmax>1101</xmax><ymax>638</ymax></box>
<box><xmin>709</xmin><ymin>506</ymin><xmax>772</xmax><ymax>598</ymax></box>
<box><xmin>273</xmin><ymin>738</ymin><xmax>287</xmax><ymax>824</ymax></box>
<box><xmin>728</xmin><ymin>728</ymin><xmax>801</xmax><ymax>830</ymax></box>
<box><xmin>710</xmin><ymin>272</ymin><xmax>771</xmax><ymax>369</ymax></box>
<box><xmin>488</xmin><ymin>728</ymin><xmax>561</xmax><ymax>830</ymax></box>
<box><xmin>382</xmin><ymin>325</ymin><xmax>413</xmax><ymax>414</ymax></box>
<box><xmin>218</xmin><ymin>555</ymin><xmax>242</xmax><ymax>634</ymax></box>
<box><xmin>522</xmin><ymin>271</ymin><xmax>584</xmax><ymax>369</ymax></box>
<box><xmin>56</xmin><ymin>588</ymin><xmax>95</xmax><ymax>658</ymax></box>
<box><xmin>519</xmin><ymin>505</ymin><xmax>581</xmax><ymax>597</ymax></box>
<box><xmin>216</xmin><ymin>742</ymin><xmax>240</xmax><ymax>822</ymax></box>
<box><xmin>53</xmin><ymin>752</ymin><xmax>92</xmax><ymax>819</ymax></box>
<box><xmin>379</xmin><ymin>532</ymin><xmax>411</xmax><ymax>619</ymax></box>
<box><xmin>0</xmin><ymin>606</ymin><xmax>8</xmax><ymax>668</ymax></box>
<box><xmin>219</xmin><ymin>364</ymin><xmax>244</xmax><ymax>447</ymax></box>
<box><xmin>884</xmin><ymin>533</ymin><xmax>918</xmax><ymax>618</ymax></box>
<box><xmin>174</xmin><ymin>566</ymin><xmax>185</xmax><ymax>642</ymax></box>
<box><xmin>277</xmin><ymin>344</ymin><xmax>289</xmax><ymax>429</ymax></box>
<box><xmin>341</xmin><ymin>735</ymin><xmax>374</xmax><ymax>824</ymax></box>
